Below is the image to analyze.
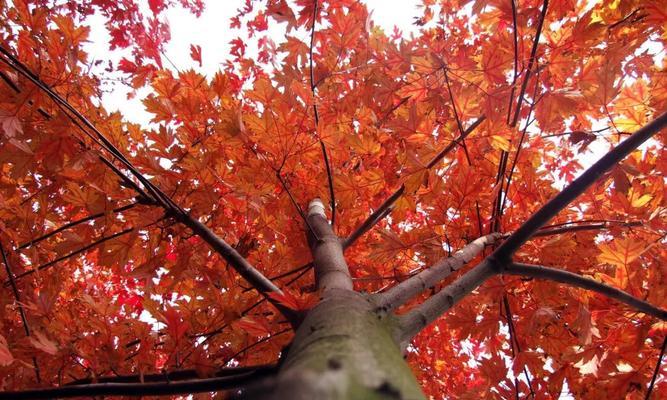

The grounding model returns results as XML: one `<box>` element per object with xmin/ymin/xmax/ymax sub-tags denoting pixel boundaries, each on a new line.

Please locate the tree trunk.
<box><xmin>240</xmin><ymin>200</ymin><xmax>426</xmax><ymax>399</ymax></box>
<box><xmin>244</xmin><ymin>290</ymin><xmax>425</xmax><ymax>400</ymax></box>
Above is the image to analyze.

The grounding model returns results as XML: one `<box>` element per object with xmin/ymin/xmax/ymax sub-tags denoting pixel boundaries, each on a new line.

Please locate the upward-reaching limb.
<box><xmin>397</xmin><ymin>111</ymin><xmax>667</xmax><ymax>341</ymax></box>
<box><xmin>373</xmin><ymin>233</ymin><xmax>502</xmax><ymax>312</ymax></box>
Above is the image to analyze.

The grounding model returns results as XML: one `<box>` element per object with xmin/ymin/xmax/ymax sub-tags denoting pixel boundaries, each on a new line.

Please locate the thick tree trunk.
<box><xmin>243</xmin><ymin>290</ymin><xmax>425</xmax><ymax>400</ymax></box>
<box><xmin>240</xmin><ymin>200</ymin><xmax>425</xmax><ymax>399</ymax></box>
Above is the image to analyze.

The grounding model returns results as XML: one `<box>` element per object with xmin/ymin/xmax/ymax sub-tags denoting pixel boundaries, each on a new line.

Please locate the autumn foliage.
<box><xmin>0</xmin><ymin>0</ymin><xmax>666</xmax><ymax>398</ymax></box>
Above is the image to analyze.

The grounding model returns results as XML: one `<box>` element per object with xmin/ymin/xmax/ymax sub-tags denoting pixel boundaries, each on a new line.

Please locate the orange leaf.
<box><xmin>233</xmin><ymin>316</ymin><xmax>271</xmax><ymax>337</ymax></box>
<box><xmin>597</xmin><ymin>238</ymin><xmax>645</xmax><ymax>269</ymax></box>
<box><xmin>0</xmin><ymin>335</ymin><xmax>13</xmax><ymax>366</ymax></box>
<box><xmin>29</xmin><ymin>331</ymin><xmax>58</xmax><ymax>355</ymax></box>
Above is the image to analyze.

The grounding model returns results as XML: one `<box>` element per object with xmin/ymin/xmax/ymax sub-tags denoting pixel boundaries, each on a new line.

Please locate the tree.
<box><xmin>0</xmin><ymin>0</ymin><xmax>666</xmax><ymax>398</ymax></box>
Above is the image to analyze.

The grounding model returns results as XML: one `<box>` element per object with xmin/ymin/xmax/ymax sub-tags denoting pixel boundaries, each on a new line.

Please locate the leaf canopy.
<box><xmin>0</xmin><ymin>0</ymin><xmax>666</xmax><ymax>398</ymax></box>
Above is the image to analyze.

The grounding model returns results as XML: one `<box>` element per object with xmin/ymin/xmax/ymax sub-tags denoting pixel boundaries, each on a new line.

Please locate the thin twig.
<box><xmin>275</xmin><ymin>172</ymin><xmax>317</xmax><ymax>238</ymax></box>
<box><xmin>509</xmin><ymin>0</ymin><xmax>548</xmax><ymax>127</ymax></box>
<box><xmin>9</xmin><ymin>228</ymin><xmax>135</xmax><ymax>282</ymax></box>
<box><xmin>502</xmin><ymin>295</ymin><xmax>535</xmax><ymax>398</ymax></box>
<box><xmin>342</xmin><ymin>188</ymin><xmax>403</xmax><ymax>249</ymax></box>
<box><xmin>308</xmin><ymin>0</ymin><xmax>336</xmax><ymax>226</ymax></box>
<box><xmin>504</xmin><ymin>263</ymin><xmax>667</xmax><ymax>320</ymax></box>
<box><xmin>443</xmin><ymin>68</ymin><xmax>471</xmax><ymax>165</ymax></box>
<box><xmin>0</xmin><ymin>240</ymin><xmax>41</xmax><ymax>382</ymax></box>
<box><xmin>499</xmin><ymin>63</ymin><xmax>541</xmax><ymax>218</ymax></box>
<box><xmin>490</xmin><ymin>111</ymin><xmax>667</xmax><ymax>264</ymax></box>
<box><xmin>506</xmin><ymin>0</ymin><xmax>520</xmax><ymax>124</ymax></box>
<box><xmin>18</xmin><ymin>202</ymin><xmax>138</xmax><ymax>250</ymax></box>
<box><xmin>645</xmin><ymin>336</ymin><xmax>666</xmax><ymax>399</ymax></box>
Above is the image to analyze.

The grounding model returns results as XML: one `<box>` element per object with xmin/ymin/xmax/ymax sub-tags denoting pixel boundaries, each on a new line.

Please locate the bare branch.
<box><xmin>502</xmin><ymin>295</ymin><xmax>535</xmax><ymax>398</ymax></box>
<box><xmin>1</xmin><ymin>240</ymin><xmax>41</xmax><ymax>382</ymax></box>
<box><xmin>341</xmin><ymin>115</ymin><xmax>486</xmax><ymax>252</ymax></box>
<box><xmin>490</xmin><ymin>111</ymin><xmax>667</xmax><ymax>266</ymax></box>
<box><xmin>66</xmin><ymin>364</ymin><xmax>275</xmax><ymax>385</ymax></box>
<box><xmin>0</xmin><ymin>371</ymin><xmax>268</xmax><ymax>400</ymax></box>
<box><xmin>398</xmin><ymin>259</ymin><xmax>499</xmax><ymax>343</ymax></box>
<box><xmin>499</xmin><ymin>62</ymin><xmax>542</xmax><ymax>221</ymax></box>
<box><xmin>18</xmin><ymin>202</ymin><xmax>138</xmax><ymax>250</ymax></box>
<box><xmin>443</xmin><ymin>68</ymin><xmax>471</xmax><ymax>165</ymax></box>
<box><xmin>97</xmin><ymin>155</ymin><xmax>154</xmax><ymax>204</ymax></box>
<box><xmin>223</xmin><ymin>328</ymin><xmax>291</xmax><ymax>365</ymax></box>
<box><xmin>646</xmin><ymin>336</ymin><xmax>666</xmax><ymax>399</ymax></box>
<box><xmin>374</xmin><ymin>233</ymin><xmax>502</xmax><ymax>312</ymax></box>
<box><xmin>342</xmin><ymin>187</ymin><xmax>403</xmax><ymax>249</ymax></box>
<box><xmin>531</xmin><ymin>220</ymin><xmax>641</xmax><ymax>238</ymax></box>
<box><xmin>174</xmin><ymin>214</ymin><xmax>299</xmax><ymax>324</ymax></box>
<box><xmin>275</xmin><ymin>171</ymin><xmax>316</xmax><ymax>235</ymax></box>
<box><xmin>308</xmin><ymin>0</ymin><xmax>337</xmax><ymax>226</ymax></box>
<box><xmin>0</xmin><ymin>48</ymin><xmax>177</xmax><ymax>212</ymax></box>
<box><xmin>9</xmin><ymin>228</ymin><xmax>134</xmax><ymax>282</ymax></box>
<box><xmin>509</xmin><ymin>0</ymin><xmax>549</xmax><ymax>127</ymax></box>
<box><xmin>504</xmin><ymin>263</ymin><xmax>667</xmax><ymax>320</ymax></box>
<box><xmin>0</xmin><ymin>48</ymin><xmax>292</xmax><ymax>322</ymax></box>
<box><xmin>506</xmin><ymin>0</ymin><xmax>519</xmax><ymax>124</ymax></box>
<box><xmin>426</xmin><ymin>115</ymin><xmax>486</xmax><ymax>169</ymax></box>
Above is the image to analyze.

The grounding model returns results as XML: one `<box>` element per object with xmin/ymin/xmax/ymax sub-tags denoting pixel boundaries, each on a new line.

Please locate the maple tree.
<box><xmin>0</xmin><ymin>0</ymin><xmax>666</xmax><ymax>398</ymax></box>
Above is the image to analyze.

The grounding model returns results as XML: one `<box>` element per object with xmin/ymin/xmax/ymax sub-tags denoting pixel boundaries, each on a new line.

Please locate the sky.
<box><xmin>86</xmin><ymin>0</ymin><xmax>423</xmax><ymax>126</ymax></box>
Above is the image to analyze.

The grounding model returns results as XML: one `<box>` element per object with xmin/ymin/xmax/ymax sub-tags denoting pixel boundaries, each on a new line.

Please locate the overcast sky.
<box><xmin>85</xmin><ymin>0</ymin><xmax>422</xmax><ymax>126</ymax></box>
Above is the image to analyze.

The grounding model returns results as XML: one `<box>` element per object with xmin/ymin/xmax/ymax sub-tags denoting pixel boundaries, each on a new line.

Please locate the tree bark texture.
<box><xmin>244</xmin><ymin>290</ymin><xmax>425</xmax><ymax>400</ymax></box>
<box><xmin>240</xmin><ymin>200</ymin><xmax>426</xmax><ymax>399</ymax></box>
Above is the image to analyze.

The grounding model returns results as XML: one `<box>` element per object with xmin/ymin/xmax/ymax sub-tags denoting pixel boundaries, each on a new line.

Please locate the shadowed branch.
<box><xmin>66</xmin><ymin>364</ymin><xmax>275</xmax><ymax>385</ymax></box>
<box><xmin>0</xmin><ymin>369</ymin><xmax>271</xmax><ymax>400</ymax></box>
<box><xmin>18</xmin><ymin>202</ymin><xmax>138</xmax><ymax>250</ymax></box>
<box><xmin>489</xmin><ymin>111</ymin><xmax>667</xmax><ymax>265</ymax></box>
<box><xmin>503</xmin><ymin>262</ymin><xmax>667</xmax><ymax>320</ymax></box>
<box><xmin>8</xmin><ymin>228</ymin><xmax>134</xmax><ymax>282</ymax></box>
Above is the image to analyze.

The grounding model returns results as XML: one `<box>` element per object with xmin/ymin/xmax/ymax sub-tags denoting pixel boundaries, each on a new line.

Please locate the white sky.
<box><xmin>86</xmin><ymin>0</ymin><xmax>422</xmax><ymax>126</ymax></box>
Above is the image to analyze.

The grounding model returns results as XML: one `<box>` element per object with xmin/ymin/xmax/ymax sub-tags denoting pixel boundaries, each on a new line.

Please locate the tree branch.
<box><xmin>341</xmin><ymin>115</ymin><xmax>486</xmax><ymax>252</ymax></box>
<box><xmin>509</xmin><ymin>0</ymin><xmax>548</xmax><ymax>127</ymax></box>
<box><xmin>8</xmin><ymin>227</ymin><xmax>134</xmax><ymax>282</ymax></box>
<box><xmin>426</xmin><ymin>115</ymin><xmax>486</xmax><ymax>169</ymax></box>
<box><xmin>374</xmin><ymin>233</ymin><xmax>502</xmax><ymax>312</ymax></box>
<box><xmin>306</xmin><ymin>199</ymin><xmax>353</xmax><ymax>294</ymax></box>
<box><xmin>18</xmin><ymin>202</ymin><xmax>138</xmax><ymax>250</ymax></box>
<box><xmin>503</xmin><ymin>262</ymin><xmax>667</xmax><ymax>320</ymax></box>
<box><xmin>0</xmin><ymin>240</ymin><xmax>41</xmax><ymax>382</ymax></box>
<box><xmin>309</xmin><ymin>0</ymin><xmax>337</xmax><ymax>226</ymax></box>
<box><xmin>646</xmin><ymin>336</ymin><xmax>666</xmax><ymax>399</ymax></box>
<box><xmin>443</xmin><ymin>68</ymin><xmax>472</xmax><ymax>165</ymax></box>
<box><xmin>531</xmin><ymin>220</ymin><xmax>641</xmax><ymax>238</ymax></box>
<box><xmin>502</xmin><ymin>295</ymin><xmax>535</xmax><ymax>398</ymax></box>
<box><xmin>506</xmin><ymin>0</ymin><xmax>519</xmax><ymax>124</ymax></box>
<box><xmin>0</xmin><ymin>45</ymin><xmax>297</xmax><ymax>326</ymax></box>
<box><xmin>489</xmin><ymin>111</ymin><xmax>667</xmax><ymax>266</ymax></box>
<box><xmin>0</xmin><ymin>369</ymin><xmax>270</xmax><ymax>400</ymax></box>
<box><xmin>66</xmin><ymin>364</ymin><xmax>275</xmax><ymax>385</ymax></box>
<box><xmin>174</xmin><ymin>213</ymin><xmax>299</xmax><ymax>324</ymax></box>
<box><xmin>398</xmin><ymin>259</ymin><xmax>499</xmax><ymax>343</ymax></box>
<box><xmin>342</xmin><ymin>187</ymin><xmax>403</xmax><ymax>249</ymax></box>
<box><xmin>0</xmin><ymin>48</ymin><xmax>177</xmax><ymax>212</ymax></box>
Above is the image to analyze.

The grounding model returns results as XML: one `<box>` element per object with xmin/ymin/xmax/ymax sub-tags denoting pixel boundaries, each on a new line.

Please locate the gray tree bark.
<box><xmin>241</xmin><ymin>199</ymin><xmax>426</xmax><ymax>400</ymax></box>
